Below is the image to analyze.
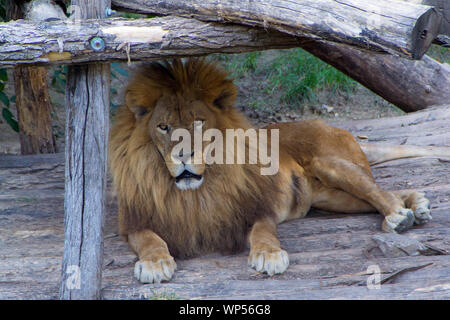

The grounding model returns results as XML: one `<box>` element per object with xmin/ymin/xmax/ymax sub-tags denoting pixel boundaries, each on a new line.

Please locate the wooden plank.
<box><xmin>335</xmin><ymin>106</ymin><xmax>450</xmax><ymax>145</ymax></box>
<box><xmin>59</xmin><ymin>65</ymin><xmax>110</xmax><ymax>300</ymax></box>
<box><xmin>1</xmin><ymin>108</ymin><xmax>449</xmax><ymax>299</ymax></box>
<box><xmin>59</xmin><ymin>0</ymin><xmax>111</xmax><ymax>301</ymax></box>
<box><xmin>111</xmin><ymin>0</ymin><xmax>441</xmax><ymax>59</ymax></box>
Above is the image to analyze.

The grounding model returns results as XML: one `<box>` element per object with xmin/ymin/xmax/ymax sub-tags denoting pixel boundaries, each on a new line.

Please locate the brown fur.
<box><xmin>109</xmin><ymin>59</ymin><xmax>282</xmax><ymax>258</ymax></box>
<box><xmin>109</xmin><ymin>58</ymin><xmax>443</xmax><ymax>283</ymax></box>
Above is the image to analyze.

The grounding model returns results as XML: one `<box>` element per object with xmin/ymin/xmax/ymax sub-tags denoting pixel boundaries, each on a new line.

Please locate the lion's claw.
<box><xmin>248</xmin><ymin>248</ymin><xmax>289</xmax><ymax>276</ymax></box>
<box><xmin>134</xmin><ymin>256</ymin><xmax>177</xmax><ymax>284</ymax></box>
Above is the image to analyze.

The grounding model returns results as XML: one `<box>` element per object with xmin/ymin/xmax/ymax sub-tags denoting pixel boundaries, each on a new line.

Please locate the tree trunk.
<box><xmin>111</xmin><ymin>0</ymin><xmax>441</xmax><ymax>59</ymax></box>
<box><xmin>6</xmin><ymin>0</ymin><xmax>56</xmax><ymax>154</ymax></box>
<box><xmin>59</xmin><ymin>0</ymin><xmax>110</xmax><ymax>300</ymax></box>
<box><xmin>13</xmin><ymin>67</ymin><xmax>57</xmax><ymax>154</ymax></box>
<box><xmin>300</xmin><ymin>40</ymin><xmax>450</xmax><ymax>112</ymax></box>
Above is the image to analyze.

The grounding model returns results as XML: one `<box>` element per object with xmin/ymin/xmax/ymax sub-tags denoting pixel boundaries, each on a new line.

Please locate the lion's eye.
<box><xmin>157</xmin><ymin>123</ymin><xmax>169</xmax><ymax>133</ymax></box>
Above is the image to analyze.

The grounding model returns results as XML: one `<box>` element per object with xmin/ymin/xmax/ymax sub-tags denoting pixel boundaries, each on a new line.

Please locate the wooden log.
<box><xmin>13</xmin><ymin>66</ymin><xmax>57</xmax><ymax>154</ymax></box>
<box><xmin>0</xmin><ymin>16</ymin><xmax>304</xmax><ymax>67</ymax></box>
<box><xmin>300</xmin><ymin>40</ymin><xmax>450</xmax><ymax>112</ymax></box>
<box><xmin>111</xmin><ymin>0</ymin><xmax>442</xmax><ymax>59</ymax></box>
<box><xmin>6</xmin><ymin>0</ymin><xmax>57</xmax><ymax>154</ymax></box>
<box><xmin>401</xmin><ymin>0</ymin><xmax>450</xmax><ymax>45</ymax></box>
<box><xmin>0</xmin><ymin>15</ymin><xmax>445</xmax><ymax>114</ymax></box>
<box><xmin>59</xmin><ymin>0</ymin><xmax>110</xmax><ymax>300</ymax></box>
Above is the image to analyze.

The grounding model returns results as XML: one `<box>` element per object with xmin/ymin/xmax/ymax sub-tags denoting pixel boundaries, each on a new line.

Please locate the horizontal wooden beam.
<box><xmin>0</xmin><ymin>15</ymin><xmax>447</xmax><ymax>112</ymax></box>
<box><xmin>111</xmin><ymin>0</ymin><xmax>442</xmax><ymax>59</ymax></box>
<box><xmin>401</xmin><ymin>0</ymin><xmax>450</xmax><ymax>46</ymax></box>
<box><xmin>0</xmin><ymin>16</ymin><xmax>304</xmax><ymax>67</ymax></box>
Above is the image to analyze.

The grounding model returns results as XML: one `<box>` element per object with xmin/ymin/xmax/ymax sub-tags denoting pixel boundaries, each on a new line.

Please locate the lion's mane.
<box><xmin>109</xmin><ymin>59</ymin><xmax>282</xmax><ymax>258</ymax></box>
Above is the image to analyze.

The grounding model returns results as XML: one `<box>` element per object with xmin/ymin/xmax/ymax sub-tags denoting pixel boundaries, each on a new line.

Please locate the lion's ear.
<box><xmin>212</xmin><ymin>81</ymin><xmax>237</xmax><ymax>111</ymax></box>
<box><xmin>125</xmin><ymin>90</ymin><xmax>158</xmax><ymax>120</ymax></box>
<box><xmin>129</xmin><ymin>105</ymin><xmax>149</xmax><ymax>119</ymax></box>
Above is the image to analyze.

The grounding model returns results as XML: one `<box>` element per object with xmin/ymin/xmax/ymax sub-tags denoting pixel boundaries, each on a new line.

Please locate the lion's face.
<box><xmin>144</xmin><ymin>93</ymin><xmax>220</xmax><ymax>190</ymax></box>
<box><xmin>123</xmin><ymin>59</ymin><xmax>240</xmax><ymax>191</ymax></box>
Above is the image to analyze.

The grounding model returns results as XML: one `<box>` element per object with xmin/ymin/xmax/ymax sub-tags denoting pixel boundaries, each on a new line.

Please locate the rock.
<box><xmin>321</xmin><ymin>104</ymin><xmax>334</xmax><ymax>113</ymax></box>
<box><xmin>371</xmin><ymin>234</ymin><xmax>427</xmax><ymax>258</ymax></box>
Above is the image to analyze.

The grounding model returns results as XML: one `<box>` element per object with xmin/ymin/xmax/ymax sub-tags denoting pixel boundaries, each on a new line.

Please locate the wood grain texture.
<box><xmin>60</xmin><ymin>63</ymin><xmax>110</xmax><ymax>300</ymax></box>
<box><xmin>0</xmin><ymin>16</ymin><xmax>304</xmax><ymax>67</ymax></box>
<box><xmin>111</xmin><ymin>0</ymin><xmax>441</xmax><ymax>59</ymax></box>
<box><xmin>59</xmin><ymin>0</ymin><xmax>111</xmax><ymax>300</ymax></box>
<box><xmin>0</xmin><ymin>106</ymin><xmax>449</xmax><ymax>300</ymax></box>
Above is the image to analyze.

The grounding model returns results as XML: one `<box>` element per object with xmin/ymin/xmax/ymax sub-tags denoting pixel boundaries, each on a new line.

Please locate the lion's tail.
<box><xmin>359</xmin><ymin>143</ymin><xmax>450</xmax><ymax>165</ymax></box>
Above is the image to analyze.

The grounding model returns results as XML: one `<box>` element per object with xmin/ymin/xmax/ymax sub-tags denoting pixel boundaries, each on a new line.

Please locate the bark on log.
<box><xmin>13</xmin><ymin>66</ymin><xmax>57</xmax><ymax>154</ymax></box>
<box><xmin>6</xmin><ymin>0</ymin><xmax>57</xmax><ymax>155</ymax></box>
<box><xmin>59</xmin><ymin>0</ymin><xmax>110</xmax><ymax>300</ymax></box>
<box><xmin>0</xmin><ymin>16</ymin><xmax>304</xmax><ymax>67</ymax></box>
<box><xmin>300</xmin><ymin>41</ymin><xmax>450</xmax><ymax>112</ymax></box>
<box><xmin>111</xmin><ymin>0</ymin><xmax>441</xmax><ymax>59</ymax></box>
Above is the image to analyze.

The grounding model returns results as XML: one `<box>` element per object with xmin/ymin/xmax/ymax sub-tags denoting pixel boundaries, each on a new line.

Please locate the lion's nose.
<box><xmin>173</xmin><ymin>150</ymin><xmax>195</xmax><ymax>164</ymax></box>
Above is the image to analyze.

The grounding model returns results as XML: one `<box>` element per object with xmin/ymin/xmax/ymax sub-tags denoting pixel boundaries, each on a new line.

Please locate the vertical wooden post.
<box><xmin>6</xmin><ymin>0</ymin><xmax>57</xmax><ymax>155</ymax></box>
<box><xmin>14</xmin><ymin>66</ymin><xmax>57</xmax><ymax>154</ymax></box>
<box><xmin>60</xmin><ymin>0</ymin><xmax>111</xmax><ymax>300</ymax></box>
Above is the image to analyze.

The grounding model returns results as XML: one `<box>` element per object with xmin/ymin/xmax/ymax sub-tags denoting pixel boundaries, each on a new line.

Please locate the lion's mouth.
<box><xmin>175</xmin><ymin>170</ymin><xmax>202</xmax><ymax>183</ymax></box>
<box><xmin>174</xmin><ymin>170</ymin><xmax>204</xmax><ymax>190</ymax></box>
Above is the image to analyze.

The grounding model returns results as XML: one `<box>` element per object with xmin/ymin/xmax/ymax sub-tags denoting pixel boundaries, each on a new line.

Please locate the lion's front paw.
<box><xmin>248</xmin><ymin>247</ymin><xmax>289</xmax><ymax>276</ymax></box>
<box><xmin>382</xmin><ymin>208</ymin><xmax>415</xmax><ymax>233</ymax></box>
<box><xmin>134</xmin><ymin>255</ymin><xmax>177</xmax><ymax>284</ymax></box>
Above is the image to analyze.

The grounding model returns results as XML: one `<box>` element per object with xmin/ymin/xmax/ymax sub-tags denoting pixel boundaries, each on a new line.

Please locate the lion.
<box><xmin>109</xmin><ymin>58</ymin><xmax>450</xmax><ymax>284</ymax></box>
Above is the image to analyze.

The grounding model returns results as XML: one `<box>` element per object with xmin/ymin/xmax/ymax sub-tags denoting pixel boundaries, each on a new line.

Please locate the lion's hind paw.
<box><xmin>410</xmin><ymin>194</ymin><xmax>432</xmax><ymax>225</ymax></box>
<box><xmin>382</xmin><ymin>208</ymin><xmax>415</xmax><ymax>233</ymax></box>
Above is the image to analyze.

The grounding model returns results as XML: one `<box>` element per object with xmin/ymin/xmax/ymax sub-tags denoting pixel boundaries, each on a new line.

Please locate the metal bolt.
<box><xmin>90</xmin><ymin>37</ymin><xmax>106</xmax><ymax>52</ymax></box>
<box><xmin>105</xmin><ymin>8</ymin><xmax>117</xmax><ymax>17</ymax></box>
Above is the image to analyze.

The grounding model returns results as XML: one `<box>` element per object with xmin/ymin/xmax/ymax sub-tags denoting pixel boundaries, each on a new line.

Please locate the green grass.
<box><xmin>215</xmin><ymin>51</ymin><xmax>262</xmax><ymax>78</ymax></box>
<box><xmin>427</xmin><ymin>44</ymin><xmax>450</xmax><ymax>64</ymax></box>
<box><xmin>213</xmin><ymin>48</ymin><xmax>358</xmax><ymax>110</ymax></box>
<box><xmin>265</xmin><ymin>49</ymin><xmax>357</xmax><ymax>104</ymax></box>
<box><xmin>148</xmin><ymin>289</ymin><xmax>180</xmax><ymax>300</ymax></box>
